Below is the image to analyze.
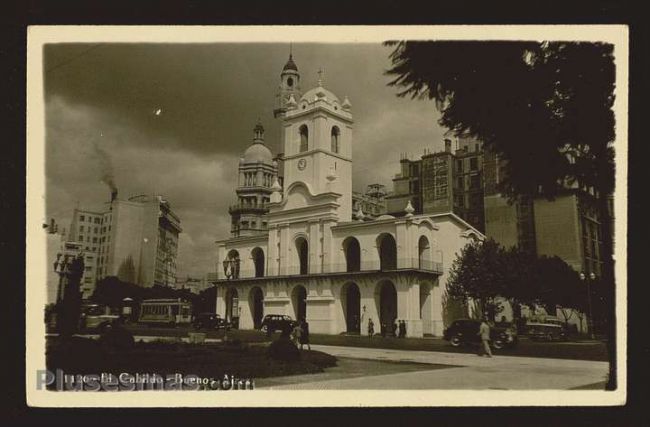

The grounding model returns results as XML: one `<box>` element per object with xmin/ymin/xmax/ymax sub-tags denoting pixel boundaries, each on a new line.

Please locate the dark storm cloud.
<box><xmin>44</xmin><ymin>43</ymin><xmax>448</xmax><ymax>277</ymax></box>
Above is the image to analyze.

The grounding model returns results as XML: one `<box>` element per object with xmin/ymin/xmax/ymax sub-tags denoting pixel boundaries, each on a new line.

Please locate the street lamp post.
<box><xmin>580</xmin><ymin>271</ymin><xmax>596</xmax><ymax>340</ymax></box>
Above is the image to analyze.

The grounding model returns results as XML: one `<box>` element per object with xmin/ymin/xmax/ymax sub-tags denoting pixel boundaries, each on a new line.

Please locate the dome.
<box><xmin>243</xmin><ymin>143</ymin><xmax>273</xmax><ymax>164</ymax></box>
<box><xmin>300</xmin><ymin>86</ymin><xmax>340</xmax><ymax>104</ymax></box>
<box><xmin>283</xmin><ymin>54</ymin><xmax>298</xmax><ymax>72</ymax></box>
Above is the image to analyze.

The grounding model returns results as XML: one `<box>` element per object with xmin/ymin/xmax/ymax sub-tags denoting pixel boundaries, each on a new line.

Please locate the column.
<box><xmin>216</xmin><ymin>285</ymin><xmax>226</xmax><ymax>316</ymax></box>
<box><xmin>279</xmin><ymin>223</ymin><xmax>290</xmax><ymax>275</ymax></box>
<box><xmin>309</xmin><ymin>220</ymin><xmax>320</xmax><ymax>274</ymax></box>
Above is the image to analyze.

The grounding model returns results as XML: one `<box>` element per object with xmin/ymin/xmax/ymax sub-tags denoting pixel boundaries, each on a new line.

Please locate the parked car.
<box><xmin>80</xmin><ymin>304</ymin><xmax>121</xmax><ymax>332</ymax></box>
<box><xmin>260</xmin><ymin>314</ymin><xmax>296</xmax><ymax>335</ymax></box>
<box><xmin>526</xmin><ymin>322</ymin><xmax>567</xmax><ymax>341</ymax></box>
<box><xmin>192</xmin><ymin>313</ymin><xmax>232</xmax><ymax>330</ymax></box>
<box><xmin>443</xmin><ymin>319</ymin><xmax>518</xmax><ymax>349</ymax></box>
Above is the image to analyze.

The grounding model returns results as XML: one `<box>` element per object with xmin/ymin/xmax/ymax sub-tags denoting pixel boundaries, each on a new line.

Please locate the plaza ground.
<box><xmin>255</xmin><ymin>345</ymin><xmax>608</xmax><ymax>390</ymax></box>
<box><xmin>101</xmin><ymin>324</ymin><xmax>610</xmax><ymax>390</ymax></box>
<box><xmin>122</xmin><ymin>324</ymin><xmax>609</xmax><ymax>362</ymax></box>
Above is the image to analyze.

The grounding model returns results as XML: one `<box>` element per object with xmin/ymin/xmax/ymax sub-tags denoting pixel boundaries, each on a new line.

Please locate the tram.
<box><xmin>138</xmin><ymin>298</ymin><xmax>192</xmax><ymax>326</ymax></box>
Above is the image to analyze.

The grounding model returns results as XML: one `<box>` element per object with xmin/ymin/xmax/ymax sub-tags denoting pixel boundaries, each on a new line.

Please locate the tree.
<box><xmin>447</xmin><ymin>239</ymin><xmax>511</xmax><ymax>320</ymax></box>
<box><xmin>386</xmin><ymin>41</ymin><xmax>616</xmax><ymax>389</ymax></box>
<box><xmin>533</xmin><ymin>256</ymin><xmax>586</xmax><ymax>328</ymax></box>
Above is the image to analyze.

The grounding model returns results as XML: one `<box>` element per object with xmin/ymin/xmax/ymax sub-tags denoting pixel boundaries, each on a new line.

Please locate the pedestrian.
<box><xmin>368</xmin><ymin>318</ymin><xmax>374</xmax><ymax>339</ymax></box>
<box><xmin>393</xmin><ymin>319</ymin><xmax>399</xmax><ymax>337</ymax></box>
<box><xmin>291</xmin><ymin>322</ymin><xmax>303</xmax><ymax>347</ymax></box>
<box><xmin>477</xmin><ymin>317</ymin><xmax>493</xmax><ymax>357</ymax></box>
<box><xmin>299</xmin><ymin>319</ymin><xmax>311</xmax><ymax>350</ymax></box>
<box><xmin>399</xmin><ymin>320</ymin><xmax>407</xmax><ymax>338</ymax></box>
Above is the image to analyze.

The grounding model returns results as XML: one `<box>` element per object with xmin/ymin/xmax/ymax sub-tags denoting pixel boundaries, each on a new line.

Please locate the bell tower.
<box><xmin>274</xmin><ymin>51</ymin><xmax>302</xmax><ymax>120</ymax></box>
<box><xmin>279</xmin><ymin>72</ymin><xmax>354</xmax><ymax>221</ymax></box>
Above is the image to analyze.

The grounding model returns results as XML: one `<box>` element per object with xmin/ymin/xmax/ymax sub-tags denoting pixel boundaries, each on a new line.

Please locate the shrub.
<box><xmin>99</xmin><ymin>324</ymin><xmax>135</xmax><ymax>351</ymax></box>
<box><xmin>267</xmin><ymin>336</ymin><xmax>300</xmax><ymax>362</ymax></box>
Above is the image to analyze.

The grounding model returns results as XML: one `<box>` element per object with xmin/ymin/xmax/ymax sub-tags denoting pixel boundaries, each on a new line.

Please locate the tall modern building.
<box><xmin>66</xmin><ymin>210</ymin><xmax>103</xmax><ymax>297</ymax></box>
<box><xmin>483</xmin><ymin>149</ymin><xmax>606</xmax><ymax>275</ymax></box>
<box><xmin>67</xmin><ymin>193</ymin><xmax>182</xmax><ymax>291</ymax></box>
<box><xmin>386</xmin><ymin>135</ymin><xmax>485</xmax><ymax>232</ymax></box>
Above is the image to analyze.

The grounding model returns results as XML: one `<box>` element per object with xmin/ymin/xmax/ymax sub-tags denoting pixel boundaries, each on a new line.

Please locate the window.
<box><xmin>78</xmin><ymin>235</ymin><xmax>83</xmax><ymax>241</ymax></box>
<box><xmin>94</xmin><ymin>227</ymin><xmax>98</xmax><ymax>234</ymax></box>
<box><xmin>331</xmin><ymin>126</ymin><xmax>340</xmax><ymax>153</ymax></box>
<box><xmin>299</xmin><ymin>125</ymin><xmax>308</xmax><ymax>152</ymax></box>
<box><xmin>80</xmin><ymin>215</ymin><xmax>85</xmax><ymax>221</ymax></box>
<box><xmin>79</xmin><ymin>226</ymin><xmax>84</xmax><ymax>232</ymax></box>
<box><xmin>92</xmin><ymin>237</ymin><xmax>97</xmax><ymax>243</ymax></box>
<box><xmin>95</xmin><ymin>218</ymin><xmax>100</xmax><ymax>224</ymax></box>
<box><xmin>470</xmin><ymin>175</ymin><xmax>481</xmax><ymax>189</ymax></box>
<box><xmin>456</xmin><ymin>159</ymin><xmax>463</xmax><ymax>173</ymax></box>
<box><xmin>470</xmin><ymin>157</ymin><xmax>478</xmax><ymax>171</ymax></box>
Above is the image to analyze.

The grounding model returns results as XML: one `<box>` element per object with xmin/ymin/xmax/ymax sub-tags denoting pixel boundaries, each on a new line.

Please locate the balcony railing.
<box><xmin>228</xmin><ymin>203</ymin><xmax>270</xmax><ymax>213</ymax></box>
<box><xmin>218</xmin><ymin>257</ymin><xmax>443</xmax><ymax>280</ymax></box>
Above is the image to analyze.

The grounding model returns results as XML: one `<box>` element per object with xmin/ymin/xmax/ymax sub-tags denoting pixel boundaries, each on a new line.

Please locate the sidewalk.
<box><xmin>258</xmin><ymin>344</ymin><xmax>609</xmax><ymax>390</ymax></box>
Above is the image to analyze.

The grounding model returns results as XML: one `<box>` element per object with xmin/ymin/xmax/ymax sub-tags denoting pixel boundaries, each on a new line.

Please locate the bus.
<box><xmin>138</xmin><ymin>298</ymin><xmax>192</xmax><ymax>326</ymax></box>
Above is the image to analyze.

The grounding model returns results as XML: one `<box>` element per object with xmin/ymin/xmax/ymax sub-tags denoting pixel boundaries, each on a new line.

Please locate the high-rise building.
<box><xmin>68</xmin><ymin>193</ymin><xmax>182</xmax><ymax>291</ymax></box>
<box><xmin>386</xmin><ymin>135</ymin><xmax>485</xmax><ymax>232</ymax></box>
<box><xmin>66</xmin><ymin>210</ymin><xmax>103</xmax><ymax>297</ymax></box>
<box><xmin>483</xmin><ymin>147</ymin><xmax>606</xmax><ymax>275</ymax></box>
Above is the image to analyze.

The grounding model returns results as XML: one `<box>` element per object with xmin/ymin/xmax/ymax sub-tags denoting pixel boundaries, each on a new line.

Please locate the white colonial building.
<box><xmin>214</xmin><ymin>54</ymin><xmax>483</xmax><ymax>337</ymax></box>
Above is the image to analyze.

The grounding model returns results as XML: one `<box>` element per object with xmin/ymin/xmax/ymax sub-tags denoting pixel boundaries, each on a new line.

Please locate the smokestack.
<box><xmin>110</xmin><ymin>190</ymin><xmax>118</xmax><ymax>209</ymax></box>
<box><xmin>444</xmin><ymin>138</ymin><xmax>452</xmax><ymax>153</ymax></box>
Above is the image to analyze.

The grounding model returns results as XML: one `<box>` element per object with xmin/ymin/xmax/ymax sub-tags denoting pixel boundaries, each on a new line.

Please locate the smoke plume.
<box><xmin>93</xmin><ymin>141</ymin><xmax>117</xmax><ymax>192</ymax></box>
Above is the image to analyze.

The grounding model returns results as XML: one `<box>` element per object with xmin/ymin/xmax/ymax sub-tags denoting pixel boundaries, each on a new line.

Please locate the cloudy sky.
<box><xmin>44</xmin><ymin>42</ymin><xmax>448</xmax><ymax>278</ymax></box>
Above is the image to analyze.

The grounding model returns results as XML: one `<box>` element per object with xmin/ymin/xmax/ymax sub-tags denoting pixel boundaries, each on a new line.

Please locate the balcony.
<box><xmin>218</xmin><ymin>257</ymin><xmax>443</xmax><ymax>281</ymax></box>
<box><xmin>228</xmin><ymin>203</ymin><xmax>270</xmax><ymax>214</ymax></box>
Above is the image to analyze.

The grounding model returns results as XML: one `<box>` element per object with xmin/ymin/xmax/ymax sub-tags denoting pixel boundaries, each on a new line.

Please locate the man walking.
<box><xmin>478</xmin><ymin>317</ymin><xmax>493</xmax><ymax>357</ymax></box>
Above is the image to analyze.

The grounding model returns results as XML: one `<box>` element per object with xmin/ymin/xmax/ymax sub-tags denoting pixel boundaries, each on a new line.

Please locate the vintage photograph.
<box><xmin>26</xmin><ymin>26</ymin><xmax>628</xmax><ymax>406</ymax></box>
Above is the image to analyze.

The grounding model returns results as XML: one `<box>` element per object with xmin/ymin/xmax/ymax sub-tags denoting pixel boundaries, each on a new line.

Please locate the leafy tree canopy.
<box><xmin>385</xmin><ymin>41</ymin><xmax>615</xmax><ymax>201</ymax></box>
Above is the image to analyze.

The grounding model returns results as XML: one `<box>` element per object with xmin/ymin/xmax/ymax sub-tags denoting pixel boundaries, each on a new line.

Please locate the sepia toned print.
<box><xmin>26</xmin><ymin>25</ymin><xmax>628</xmax><ymax>407</ymax></box>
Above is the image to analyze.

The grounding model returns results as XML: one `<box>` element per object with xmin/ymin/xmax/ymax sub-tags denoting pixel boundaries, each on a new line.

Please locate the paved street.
<box><xmin>257</xmin><ymin>345</ymin><xmax>609</xmax><ymax>390</ymax></box>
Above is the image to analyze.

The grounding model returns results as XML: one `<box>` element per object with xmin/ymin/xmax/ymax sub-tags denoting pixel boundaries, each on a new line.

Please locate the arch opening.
<box><xmin>341</xmin><ymin>282</ymin><xmax>361</xmax><ymax>334</ymax></box>
<box><xmin>376</xmin><ymin>281</ymin><xmax>398</xmax><ymax>336</ymax></box>
<box><xmin>291</xmin><ymin>285</ymin><xmax>307</xmax><ymax>321</ymax></box>
<box><xmin>418</xmin><ymin>236</ymin><xmax>431</xmax><ymax>270</ymax></box>
<box><xmin>223</xmin><ymin>250</ymin><xmax>240</xmax><ymax>279</ymax></box>
<box><xmin>343</xmin><ymin>237</ymin><xmax>361</xmax><ymax>272</ymax></box>
<box><xmin>299</xmin><ymin>125</ymin><xmax>309</xmax><ymax>153</ymax></box>
<box><xmin>252</xmin><ymin>247</ymin><xmax>265</xmax><ymax>278</ymax></box>
<box><xmin>331</xmin><ymin>126</ymin><xmax>340</xmax><ymax>153</ymax></box>
<box><xmin>295</xmin><ymin>237</ymin><xmax>309</xmax><ymax>275</ymax></box>
<box><xmin>377</xmin><ymin>233</ymin><xmax>397</xmax><ymax>271</ymax></box>
<box><xmin>249</xmin><ymin>286</ymin><xmax>264</xmax><ymax>329</ymax></box>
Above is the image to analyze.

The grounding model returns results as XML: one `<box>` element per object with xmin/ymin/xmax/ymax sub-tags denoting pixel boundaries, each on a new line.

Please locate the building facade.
<box><xmin>386</xmin><ymin>135</ymin><xmax>485</xmax><ymax>232</ymax></box>
<box><xmin>67</xmin><ymin>193</ymin><xmax>182</xmax><ymax>291</ymax></box>
<box><xmin>483</xmin><ymin>149</ymin><xmax>605</xmax><ymax>276</ymax></box>
<box><xmin>213</xmin><ymin>55</ymin><xmax>483</xmax><ymax>337</ymax></box>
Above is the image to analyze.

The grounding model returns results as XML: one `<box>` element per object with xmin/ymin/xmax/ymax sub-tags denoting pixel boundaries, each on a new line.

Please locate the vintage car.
<box><xmin>79</xmin><ymin>304</ymin><xmax>121</xmax><ymax>332</ymax></box>
<box><xmin>192</xmin><ymin>313</ymin><xmax>232</xmax><ymax>330</ymax></box>
<box><xmin>259</xmin><ymin>314</ymin><xmax>296</xmax><ymax>335</ymax></box>
<box><xmin>443</xmin><ymin>319</ymin><xmax>518</xmax><ymax>349</ymax></box>
<box><xmin>526</xmin><ymin>322</ymin><xmax>567</xmax><ymax>341</ymax></box>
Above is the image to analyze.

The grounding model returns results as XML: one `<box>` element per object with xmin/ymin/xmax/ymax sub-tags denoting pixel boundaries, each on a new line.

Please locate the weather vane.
<box><xmin>317</xmin><ymin>67</ymin><xmax>325</xmax><ymax>86</ymax></box>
